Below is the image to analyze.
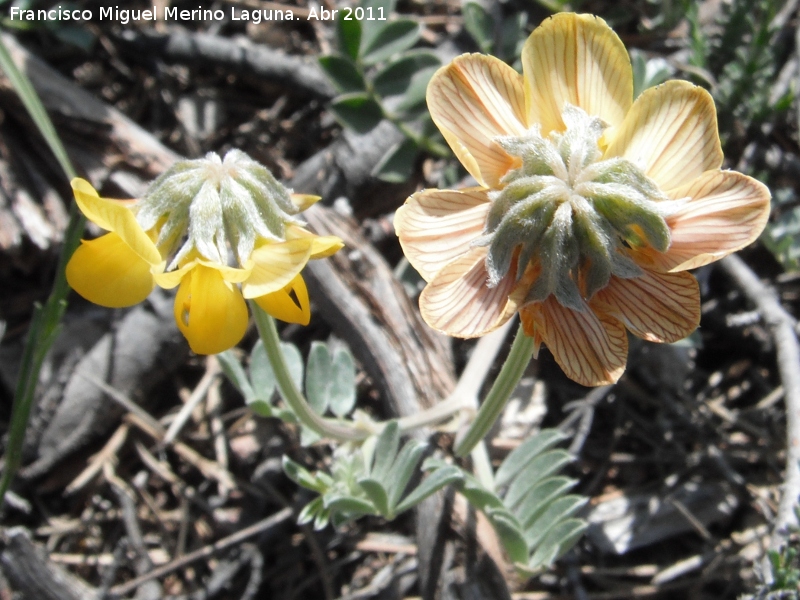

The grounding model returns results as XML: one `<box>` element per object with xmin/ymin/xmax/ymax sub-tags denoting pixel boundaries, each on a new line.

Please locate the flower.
<box><xmin>67</xmin><ymin>150</ymin><xmax>342</xmax><ymax>354</ymax></box>
<box><xmin>395</xmin><ymin>13</ymin><xmax>771</xmax><ymax>387</ymax></box>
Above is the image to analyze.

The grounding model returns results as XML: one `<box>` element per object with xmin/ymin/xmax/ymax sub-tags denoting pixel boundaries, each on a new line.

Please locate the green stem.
<box><xmin>0</xmin><ymin>36</ymin><xmax>85</xmax><ymax>502</ymax></box>
<box><xmin>454</xmin><ymin>325</ymin><xmax>535</xmax><ymax>457</ymax></box>
<box><xmin>251</xmin><ymin>304</ymin><xmax>371</xmax><ymax>442</ymax></box>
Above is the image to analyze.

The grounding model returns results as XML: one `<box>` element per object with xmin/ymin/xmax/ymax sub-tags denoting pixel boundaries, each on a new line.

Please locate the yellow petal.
<box><xmin>591</xmin><ymin>270</ymin><xmax>700</xmax><ymax>343</ymax></box>
<box><xmin>291</xmin><ymin>194</ymin><xmax>322</xmax><ymax>211</ymax></box>
<box><xmin>154</xmin><ymin>261</ymin><xmax>197</xmax><ymax>289</ymax></box>
<box><xmin>419</xmin><ymin>246</ymin><xmax>520</xmax><ymax>338</ymax></box>
<box><xmin>603</xmin><ymin>81</ymin><xmax>723</xmax><ymax>191</ymax></box>
<box><xmin>66</xmin><ymin>233</ymin><xmax>155</xmax><ymax>308</ymax></box>
<box><xmin>634</xmin><ymin>170</ymin><xmax>771</xmax><ymax>272</ymax></box>
<box><xmin>395</xmin><ymin>188</ymin><xmax>491</xmax><ymax>281</ymax></box>
<box><xmin>427</xmin><ymin>54</ymin><xmax>527</xmax><ymax>187</ymax></box>
<box><xmin>285</xmin><ymin>225</ymin><xmax>344</xmax><ymax>259</ymax></box>
<box><xmin>71</xmin><ymin>178</ymin><xmax>163</xmax><ymax>268</ymax></box>
<box><xmin>241</xmin><ymin>239</ymin><xmax>314</xmax><ymax>298</ymax></box>
<box><xmin>522</xmin><ymin>297</ymin><xmax>627</xmax><ymax>387</ymax></box>
<box><xmin>522</xmin><ymin>13</ymin><xmax>633</xmax><ymax>134</ymax></box>
<box><xmin>253</xmin><ymin>274</ymin><xmax>311</xmax><ymax>326</ymax></box>
<box><xmin>174</xmin><ymin>265</ymin><xmax>248</xmax><ymax>355</ymax></box>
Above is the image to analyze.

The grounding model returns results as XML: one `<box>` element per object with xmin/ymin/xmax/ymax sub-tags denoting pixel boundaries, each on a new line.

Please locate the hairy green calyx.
<box><xmin>481</xmin><ymin>105</ymin><xmax>681</xmax><ymax>311</ymax></box>
<box><xmin>135</xmin><ymin>149</ymin><xmax>303</xmax><ymax>269</ymax></box>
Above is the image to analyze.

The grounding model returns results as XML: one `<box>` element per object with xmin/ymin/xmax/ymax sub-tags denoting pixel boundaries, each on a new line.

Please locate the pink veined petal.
<box><xmin>71</xmin><ymin>178</ymin><xmax>163</xmax><ymax>268</ymax></box>
<box><xmin>419</xmin><ymin>246</ymin><xmax>520</xmax><ymax>338</ymax></box>
<box><xmin>66</xmin><ymin>233</ymin><xmax>156</xmax><ymax>308</ymax></box>
<box><xmin>427</xmin><ymin>54</ymin><xmax>527</xmax><ymax>187</ymax></box>
<box><xmin>591</xmin><ymin>270</ymin><xmax>700</xmax><ymax>343</ymax></box>
<box><xmin>395</xmin><ymin>188</ymin><xmax>491</xmax><ymax>281</ymax></box>
<box><xmin>522</xmin><ymin>297</ymin><xmax>628</xmax><ymax>387</ymax></box>
<box><xmin>603</xmin><ymin>81</ymin><xmax>723</xmax><ymax>191</ymax></box>
<box><xmin>632</xmin><ymin>170</ymin><xmax>771</xmax><ymax>272</ymax></box>
<box><xmin>521</xmin><ymin>13</ymin><xmax>633</xmax><ymax>134</ymax></box>
<box><xmin>174</xmin><ymin>265</ymin><xmax>249</xmax><ymax>355</ymax></box>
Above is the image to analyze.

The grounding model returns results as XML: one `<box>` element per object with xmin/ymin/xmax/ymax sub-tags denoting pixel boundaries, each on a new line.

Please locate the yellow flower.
<box><xmin>395</xmin><ymin>13</ymin><xmax>771</xmax><ymax>387</ymax></box>
<box><xmin>66</xmin><ymin>151</ymin><xmax>343</xmax><ymax>355</ymax></box>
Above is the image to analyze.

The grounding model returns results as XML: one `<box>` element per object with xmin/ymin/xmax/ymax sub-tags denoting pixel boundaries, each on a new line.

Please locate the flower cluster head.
<box><xmin>67</xmin><ymin>150</ymin><xmax>342</xmax><ymax>354</ymax></box>
<box><xmin>395</xmin><ymin>13</ymin><xmax>771</xmax><ymax>386</ymax></box>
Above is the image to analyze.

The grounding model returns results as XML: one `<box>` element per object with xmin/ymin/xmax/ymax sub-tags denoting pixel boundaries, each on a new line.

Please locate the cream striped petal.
<box><xmin>591</xmin><ymin>270</ymin><xmax>700</xmax><ymax>343</ymax></box>
<box><xmin>420</xmin><ymin>246</ymin><xmax>519</xmax><ymax>338</ymax></box>
<box><xmin>633</xmin><ymin>170</ymin><xmax>771</xmax><ymax>272</ymax></box>
<box><xmin>427</xmin><ymin>54</ymin><xmax>527</xmax><ymax>187</ymax></box>
<box><xmin>525</xmin><ymin>297</ymin><xmax>628</xmax><ymax>387</ymax></box>
<box><xmin>604</xmin><ymin>81</ymin><xmax>723</xmax><ymax>191</ymax></box>
<box><xmin>522</xmin><ymin>13</ymin><xmax>632</xmax><ymax>135</ymax></box>
<box><xmin>241</xmin><ymin>238</ymin><xmax>313</xmax><ymax>298</ymax></box>
<box><xmin>395</xmin><ymin>188</ymin><xmax>491</xmax><ymax>281</ymax></box>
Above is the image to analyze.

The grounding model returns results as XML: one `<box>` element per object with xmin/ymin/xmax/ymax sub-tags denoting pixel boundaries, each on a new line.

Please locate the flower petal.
<box><xmin>253</xmin><ymin>274</ymin><xmax>311</xmax><ymax>326</ymax></box>
<box><xmin>522</xmin><ymin>13</ymin><xmax>632</xmax><ymax>135</ymax></box>
<box><xmin>395</xmin><ymin>188</ymin><xmax>491</xmax><ymax>281</ymax></box>
<box><xmin>71</xmin><ymin>178</ymin><xmax>163</xmax><ymax>268</ymax></box>
<box><xmin>241</xmin><ymin>238</ymin><xmax>313</xmax><ymax>298</ymax></box>
<box><xmin>419</xmin><ymin>246</ymin><xmax>520</xmax><ymax>337</ymax></box>
<box><xmin>66</xmin><ymin>233</ymin><xmax>156</xmax><ymax>308</ymax></box>
<box><xmin>285</xmin><ymin>224</ymin><xmax>344</xmax><ymax>259</ymax></box>
<box><xmin>427</xmin><ymin>54</ymin><xmax>527</xmax><ymax>187</ymax></box>
<box><xmin>521</xmin><ymin>297</ymin><xmax>627</xmax><ymax>387</ymax></box>
<box><xmin>603</xmin><ymin>81</ymin><xmax>723</xmax><ymax>191</ymax></box>
<box><xmin>174</xmin><ymin>265</ymin><xmax>248</xmax><ymax>355</ymax></box>
<box><xmin>291</xmin><ymin>193</ymin><xmax>322</xmax><ymax>211</ymax></box>
<box><xmin>591</xmin><ymin>270</ymin><xmax>700</xmax><ymax>343</ymax></box>
<box><xmin>634</xmin><ymin>170</ymin><xmax>771</xmax><ymax>272</ymax></box>
<box><xmin>154</xmin><ymin>261</ymin><xmax>197</xmax><ymax>290</ymax></box>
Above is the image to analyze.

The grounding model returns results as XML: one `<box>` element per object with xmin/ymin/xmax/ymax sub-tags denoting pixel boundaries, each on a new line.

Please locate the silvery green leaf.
<box><xmin>461</xmin><ymin>478</ymin><xmax>505</xmax><ymax>512</ymax></box>
<box><xmin>300</xmin><ymin>425</ymin><xmax>322</xmax><ymax>447</ymax></box>
<box><xmin>495</xmin><ymin>429</ymin><xmax>567</xmax><ymax>487</ymax></box>
<box><xmin>218</xmin><ymin>350</ymin><xmax>255</xmax><ymax>402</ymax></box>
<box><xmin>329</xmin><ymin>93</ymin><xmax>383</xmax><ymax>133</ymax></box>
<box><xmin>386</xmin><ymin>439</ymin><xmax>426</xmax><ymax>508</ymax></box>
<box><xmin>515</xmin><ymin>476</ymin><xmax>577</xmax><ymax>529</ymax></box>
<box><xmin>329</xmin><ymin>345</ymin><xmax>357</xmax><ymax>417</ymax></box>
<box><xmin>280</xmin><ymin>342</ymin><xmax>304</xmax><ymax>390</ymax></box>
<box><xmin>372</xmin><ymin>421</ymin><xmax>400</xmax><ymax>483</ymax></box>
<box><xmin>324</xmin><ymin>494</ymin><xmax>376</xmax><ymax>516</ymax></box>
<box><xmin>361</xmin><ymin>20</ymin><xmax>420</xmax><ymax>66</ymax></box>
<box><xmin>305</xmin><ymin>341</ymin><xmax>332</xmax><ymax>414</ymax></box>
<box><xmin>486</xmin><ymin>508</ymin><xmax>528</xmax><ymax>565</ymax></box>
<box><xmin>372</xmin><ymin>50</ymin><xmax>440</xmax><ymax>98</ymax></box>
<box><xmin>337</xmin><ymin>12</ymin><xmax>361</xmax><ymax>60</ymax></box>
<box><xmin>504</xmin><ymin>450</ymin><xmax>574</xmax><ymax>510</ymax></box>
<box><xmin>360</xmin><ymin>0</ymin><xmax>397</xmax><ymax>52</ymax></box>
<box><xmin>248</xmin><ymin>340</ymin><xmax>276</xmax><ymax>402</ymax></box>
<box><xmin>394</xmin><ymin>465</ymin><xmax>463</xmax><ymax>513</ymax></box>
<box><xmin>527</xmin><ymin>519</ymin><xmax>588</xmax><ymax>571</ymax></box>
<box><xmin>358</xmin><ymin>478</ymin><xmax>391</xmax><ymax>516</ymax></box>
<box><xmin>523</xmin><ymin>496</ymin><xmax>588</xmax><ymax>550</ymax></box>
<box><xmin>282</xmin><ymin>457</ymin><xmax>327</xmax><ymax>493</ymax></box>
<box><xmin>394</xmin><ymin>65</ymin><xmax>438</xmax><ymax>114</ymax></box>
<box><xmin>319</xmin><ymin>54</ymin><xmax>366</xmax><ymax>93</ymax></box>
<box><xmin>298</xmin><ymin>497</ymin><xmax>324</xmax><ymax>525</ymax></box>
<box><xmin>462</xmin><ymin>2</ymin><xmax>494</xmax><ymax>53</ymax></box>
<box><xmin>247</xmin><ymin>400</ymin><xmax>273</xmax><ymax>418</ymax></box>
<box><xmin>373</xmin><ymin>138</ymin><xmax>419</xmax><ymax>184</ymax></box>
<box><xmin>314</xmin><ymin>507</ymin><xmax>331</xmax><ymax>530</ymax></box>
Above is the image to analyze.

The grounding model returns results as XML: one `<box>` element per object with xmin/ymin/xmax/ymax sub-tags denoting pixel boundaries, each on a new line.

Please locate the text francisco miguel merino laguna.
<box><xmin>8</xmin><ymin>5</ymin><xmax>388</xmax><ymax>24</ymax></box>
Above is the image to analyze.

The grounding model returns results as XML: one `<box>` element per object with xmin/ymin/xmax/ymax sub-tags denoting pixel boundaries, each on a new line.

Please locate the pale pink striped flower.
<box><xmin>395</xmin><ymin>13</ymin><xmax>770</xmax><ymax>386</ymax></box>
